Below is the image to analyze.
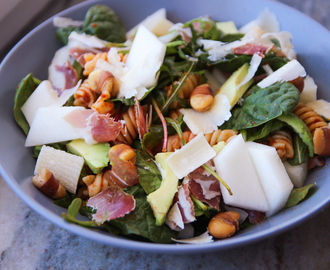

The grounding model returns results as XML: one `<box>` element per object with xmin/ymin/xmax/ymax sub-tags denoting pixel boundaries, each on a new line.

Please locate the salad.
<box><xmin>13</xmin><ymin>5</ymin><xmax>329</xmax><ymax>244</ymax></box>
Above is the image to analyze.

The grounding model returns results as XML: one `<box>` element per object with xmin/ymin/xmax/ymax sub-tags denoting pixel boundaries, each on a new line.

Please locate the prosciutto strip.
<box><xmin>188</xmin><ymin>167</ymin><xmax>221</xmax><ymax>210</ymax></box>
<box><xmin>55</xmin><ymin>61</ymin><xmax>78</xmax><ymax>90</ymax></box>
<box><xmin>232</xmin><ymin>43</ymin><xmax>269</xmax><ymax>57</ymax></box>
<box><xmin>62</xmin><ymin>108</ymin><xmax>94</xmax><ymax>129</ymax></box>
<box><xmin>174</xmin><ymin>183</ymin><xmax>196</xmax><ymax>223</ymax></box>
<box><xmin>104</xmin><ymin>151</ymin><xmax>139</xmax><ymax>188</ymax></box>
<box><xmin>85</xmin><ymin>112</ymin><xmax>123</xmax><ymax>143</ymax></box>
<box><xmin>87</xmin><ymin>187</ymin><xmax>135</xmax><ymax>223</ymax></box>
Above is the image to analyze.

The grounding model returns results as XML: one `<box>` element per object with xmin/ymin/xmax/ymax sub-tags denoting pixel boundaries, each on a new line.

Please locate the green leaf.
<box><xmin>72</xmin><ymin>60</ymin><xmax>84</xmax><ymax>81</ymax></box>
<box><xmin>165</xmin><ymin>115</ymin><xmax>185</xmax><ymax>145</ymax></box>
<box><xmin>56</xmin><ymin>5</ymin><xmax>126</xmax><ymax>45</ymax></box>
<box><xmin>221</xmin><ymin>82</ymin><xmax>300</xmax><ymax>130</ymax></box>
<box><xmin>285</xmin><ymin>183</ymin><xmax>316</xmax><ymax>208</ymax></box>
<box><xmin>108</xmin><ymin>185</ymin><xmax>178</xmax><ymax>243</ymax></box>
<box><xmin>53</xmin><ymin>192</ymin><xmax>77</xmax><ymax>209</ymax></box>
<box><xmin>245</xmin><ymin>120</ymin><xmax>287</xmax><ymax>141</ymax></box>
<box><xmin>287</xmin><ymin>133</ymin><xmax>308</xmax><ymax>165</ymax></box>
<box><xmin>219</xmin><ymin>33</ymin><xmax>244</xmax><ymax>43</ymax></box>
<box><xmin>135</xmin><ymin>149</ymin><xmax>162</xmax><ymax>194</ymax></box>
<box><xmin>83</xmin><ymin>5</ymin><xmax>126</xmax><ymax>43</ymax></box>
<box><xmin>68</xmin><ymin>198</ymin><xmax>82</xmax><ymax>217</ymax></box>
<box><xmin>278</xmin><ymin>113</ymin><xmax>314</xmax><ymax>157</ymax></box>
<box><xmin>13</xmin><ymin>74</ymin><xmax>41</xmax><ymax>135</ymax></box>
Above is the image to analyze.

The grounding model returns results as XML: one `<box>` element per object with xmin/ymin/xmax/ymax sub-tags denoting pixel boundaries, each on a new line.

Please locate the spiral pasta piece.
<box><xmin>292</xmin><ymin>102</ymin><xmax>328</xmax><ymax>133</ymax></box>
<box><xmin>83</xmin><ymin>52</ymin><xmax>108</xmax><ymax>76</ymax></box>
<box><xmin>268</xmin><ymin>130</ymin><xmax>294</xmax><ymax>161</ymax></box>
<box><xmin>167</xmin><ymin>130</ymin><xmax>238</xmax><ymax>152</ymax></box>
<box><xmin>82</xmin><ymin>172</ymin><xmax>109</xmax><ymax>197</ymax></box>
<box><xmin>180</xmin><ymin>73</ymin><xmax>201</xmax><ymax>99</ymax></box>
<box><xmin>73</xmin><ymin>79</ymin><xmax>97</xmax><ymax>107</ymax></box>
<box><xmin>116</xmin><ymin>106</ymin><xmax>139</xmax><ymax>145</ymax></box>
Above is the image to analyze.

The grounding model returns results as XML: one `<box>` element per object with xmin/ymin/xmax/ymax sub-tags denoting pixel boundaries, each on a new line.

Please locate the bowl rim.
<box><xmin>1</xmin><ymin>0</ymin><xmax>330</xmax><ymax>254</ymax></box>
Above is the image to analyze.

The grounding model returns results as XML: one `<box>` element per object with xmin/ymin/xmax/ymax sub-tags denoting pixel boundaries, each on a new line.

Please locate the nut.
<box><xmin>289</xmin><ymin>76</ymin><xmax>304</xmax><ymax>93</ymax></box>
<box><xmin>32</xmin><ymin>168</ymin><xmax>66</xmax><ymax>199</ymax></box>
<box><xmin>189</xmin><ymin>84</ymin><xmax>214</xmax><ymax>112</ymax></box>
<box><xmin>108</xmin><ymin>144</ymin><xmax>136</xmax><ymax>164</ymax></box>
<box><xmin>208</xmin><ymin>211</ymin><xmax>240</xmax><ymax>239</ymax></box>
<box><xmin>313</xmin><ymin>127</ymin><xmax>330</xmax><ymax>156</ymax></box>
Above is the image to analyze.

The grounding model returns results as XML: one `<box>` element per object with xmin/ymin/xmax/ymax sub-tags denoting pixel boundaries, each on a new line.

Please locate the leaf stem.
<box><xmin>151</xmin><ymin>98</ymin><xmax>168</xmax><ymax>152</ymax></box>
<box><xmin>202</xmin><ymin>164</ymin><xmax>233</xmax><ymax>195</ymax></box>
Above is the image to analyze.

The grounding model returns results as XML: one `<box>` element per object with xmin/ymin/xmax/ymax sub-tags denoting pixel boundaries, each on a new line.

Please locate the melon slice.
<box><xmin>246</xmin><ymin>142</ymin><xmax>293</xmax><ymax>217</ymax></box>
<box><xmin>213</xmin><ymin>134</ymin><xmax>269</xmax><ymax>212</ymax></box>
<box><xmin>283</xmin><ymin>160</ymin><xmax>308</xmax><ymax>188</ymax></box>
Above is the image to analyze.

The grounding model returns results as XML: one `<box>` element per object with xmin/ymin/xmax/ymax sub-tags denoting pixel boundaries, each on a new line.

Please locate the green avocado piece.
<box><xmin>216</xmin><ymin>21</ymin><xmax>238</xmax><ymax>34</ymax></box>
<box><xmin>217</xmin><ymin>63</ymin><xmax>253</xmax><ymax>109</ymax></box>
<box><xmin>147</xmin><ymin>152</ymin><xmax>179</xmax><ymax>226</ymax></box>
<box><xmin>66</xmin><ymin>139</ymin><xmax>110</xmax><ymax>174</ymax></box>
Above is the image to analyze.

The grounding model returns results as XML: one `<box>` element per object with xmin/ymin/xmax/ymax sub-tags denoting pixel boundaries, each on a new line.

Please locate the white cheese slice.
<box><xmin>257</xmin><ymin>59</ymin><xmax>306</xmax><ymax>88</ymax></box>
<box><xmin>21</xmin><ymin>81</ymin><xmax>58</xmax><ymax>126</ymax></box>
<box><xmin>53</xmin><ymin>17</ymin><xmax>83</xmax><ymax>28</ymax></box>
<box><xmin>25</xmin><ymin>106</ymin><xmax>86</xmax><ymax>147</ymax></box>
<box><xmin>300</xmin><ymin>75</ymin><xmax>317</xmax><ymax>103</ymax></box>
<box><xmin>34</xmin><ymin>145</ymin><xmax>84</xmax><ymax>194</ymax></box>
<box><xmin>237</xmin><ymin>53</ymin><xmax>262</xmax><ymax>89</ymax></box>
<box><xmin>166</xmin><ymin>133</ymin><xmax>216</xmax><ymax>179</ymax></box>
<box><xmin>260</xmin><ymin>31</ymin><xmax>293</xmax><ymax>55</ymax></box>
<box><xmin>68</xmin><ymin>32</ymin><xmax>107</xmax><ymax>49</ymax></box>
<box><xmin>306</xmin><ymin>99</ymin><xmax>330</xmax><ymax>119</ymax></box>
<box><xmin>126</xmin><ymin>8</ymin><xmax>173</xmax><ymax>39</ymax></box>
<box><xmin>246</xmin><ymin>142</ymin><xmax>293</xmax><ymax>217</ymax></box>
<box><xmin>283</xmin><ymin>160</ymin><xmax>308</xmax><ymax>188</ymax></box>
<box><xmin>171</xmin><ymin>231</ymin><xmax>213</xmax><ymax>244</ymax></box>
<box><xmin>180</xmin><ymin>94</ymin><xmax>231</xmax><ymax>135</ymax></box>
<box><xmin>213</xmin><ymin>134</ymin><xmax>269</xmax><ymax>212</ymax></box>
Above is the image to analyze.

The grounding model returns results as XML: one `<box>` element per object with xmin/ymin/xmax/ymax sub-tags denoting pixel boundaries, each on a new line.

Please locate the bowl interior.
<box><xmin>0</xmin><ymin>0</ymin><xmax>330</xmax><ymax>254</ymax></box>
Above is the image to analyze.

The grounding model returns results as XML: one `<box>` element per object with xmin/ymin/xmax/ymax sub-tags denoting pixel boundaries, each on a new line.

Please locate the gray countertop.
<box><xmin>1</xmin><ymin>0</ymin><xmax>330</xmax><ymax>269</ymax></box>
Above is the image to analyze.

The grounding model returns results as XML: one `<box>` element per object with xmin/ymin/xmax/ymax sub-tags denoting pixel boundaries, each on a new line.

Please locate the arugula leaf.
<box><xmin>135</xmin><ymin>149</ymin><xmax>162</xmax><ymax>194</ymax></box>
<box><xmin>165</xmin><ymin>115</ymin><xmax>185</xmax><ymax>145</ymax></box>
<box><xmin>56</xmin><ymin>5</ymin><xmax>126</xmax><ymax>45</ymax></box>
<box><xmin>245</xmin><ymin>120</ymin><xmax>287</xmax><ymax>141</ymax></box>
<box><xmin>108</xmin><ymin>185</ymin><xmax>178</xmax><ymax>243</ymax></box>
<box><xmin>13</xmin><ymin>73</ymin><xmax>41</xmax><ymax>135</ymax></box>
<box><xmin>287</xmin><ymin>133</ymin><xmax>308</xmax><ymax>165</ymax></box>
<box><xmin>219</xmin><ymin>33</ymin><xmax>245</xmax><ymax>43</ymax></box>
<box><xmin>221</xmin><ymin>82</ymin><xmax>300</xmax><ymax>130</ymax></box>
<box><xmin>278</xmin><ymin>113</ymin><xmax>314</xmax><ymax>157</ymax></box>
<box><xmin>285</xmin><ymin>183</ymin><xmax>316</xmax><ymax>208</ymax></box>
<box><xmin>53</xmin><ymin>192</ymin><xmax>77</xmax><ymax>209</ymax></box>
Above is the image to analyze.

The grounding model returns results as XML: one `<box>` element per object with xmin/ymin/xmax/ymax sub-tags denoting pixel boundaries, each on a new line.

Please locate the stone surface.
<box><xmin>2</xmin><ymin>0</ymin><xmax>330</xmax><ymax>269</ymax></box>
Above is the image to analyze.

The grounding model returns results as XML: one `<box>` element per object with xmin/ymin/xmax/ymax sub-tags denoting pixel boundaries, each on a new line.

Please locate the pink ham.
<box><xmin>87</xmin><ymin>187</ymin><xmax>135</xmax><ymax>223</ymax></box>
<box><xmin>232</xmin><ymin>43</ymin><xmax>269</xmax><ymax>57</ymax></box>
<box><xmin>188</xmin><ymin>167</ymin><xmax>221</xmax><ymax>210</ymax></box>
<box><xmin>85</xmin><ymin>112</ymin><xmax>123</xmax><ymax>143</ymax></box>
<box><xmin>104</xmin><ymin>151</ymin><xmax>139</xmax><ymax>188</ymax></box>
<box><xmin>62</xmin><ymin>108</ymin><xmax>94</xmax><ymax>129</ymax></box>
<box><xmin>174</xmin><ymin>183</ymin><xmax>196</xmax><ymax>223</ymax></box>
<box><xmin>55</xmin><ymin>61</ymin><xmax>78</xmax><ymax>90</ymax></box>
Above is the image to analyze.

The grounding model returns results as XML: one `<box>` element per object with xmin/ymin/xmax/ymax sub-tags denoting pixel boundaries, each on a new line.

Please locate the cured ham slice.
<box><xmin>188</xmin><ymin>167</ymin><xmax>221</xmax><ymax>210</ymax></box>
<box><xmin>87</xmin><ymin>187</ymin><xmax>136</xmax><ymax>223</ymax></box>
<box><xmin>84</xmin><ymin>113</ymin><xmax>123</xmax><ymax>144</ymax></box>
<box><xmin>55</xmin><ymin>61</ymin><xmax>78</xmax><ymax>90</ymax></box>
<box><xmin>104</xmin><ymin>151</ymin><xmax>139</xmax><ymax>188</ymax></box>
<box><xmin>232</xmin><ymin>43</ymin><xmax>269</xmax><ymax>57</ymax></box>
<box><xmin>174</xmin><ymin>183</ymin><xmax>196</xmax><ymax>223</ymax></box>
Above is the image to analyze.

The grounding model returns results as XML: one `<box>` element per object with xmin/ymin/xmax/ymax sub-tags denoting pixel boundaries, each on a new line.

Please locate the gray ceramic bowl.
<box><xmin>0</xmin><ymin>0</ymin><xmax>329</xmax><ymax>254</ymax></box>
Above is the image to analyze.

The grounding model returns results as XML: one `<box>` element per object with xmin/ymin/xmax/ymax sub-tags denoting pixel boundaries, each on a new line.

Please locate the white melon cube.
<box><xmin>21</xmin><ymin>80</ymin><xmax>58</xmax><ymax>126</ymax></box>
<box><xmin>300</xmin><ymin>75</ymin><xmax>317</xmax><ymax>103</ymax></box>
<box><xmin>166</xmin><ymin>133</ymin><xmax>216</xmax><ymax>179</ymax></box>
<box><xmin>35</xmin><ymin>145</ymin><xmax>84</xmax><ymax>194</ymax></box>
<box><xmin>283</xmin><ymin>160</ymin><xmax>308</xmax><ymax>188</ymax></box>
<box><xmin>25</xmin><ymin>106</ymin><xmax>86</xmax><ymax>147</ymax></box>
<box><xmin>246</xmin><ymin>142</ymin><xmax>293</xmax><ymax>217</ymax></box>
<box><xmin>213</xmin><ymin>134</ymin><xmax>269</xmax><ymax>212</ymax></box>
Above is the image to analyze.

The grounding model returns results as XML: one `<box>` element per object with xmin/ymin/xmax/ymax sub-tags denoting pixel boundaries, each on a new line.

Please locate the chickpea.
<box><xmin>189</xmin><ymin>84</ymin><xmax>214</xmax><ymax>112</ymax></box>
<box><xmin>208</xmin><ymin>211</ymin><xmax>240</xmax><ymax>239</ymax></box>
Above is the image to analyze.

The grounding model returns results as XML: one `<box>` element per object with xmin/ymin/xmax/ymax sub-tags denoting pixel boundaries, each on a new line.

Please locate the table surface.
<box><xmin>1</xmin><ymin>0</ymin><xmax>330</xmax><ymax>269</ymax></box>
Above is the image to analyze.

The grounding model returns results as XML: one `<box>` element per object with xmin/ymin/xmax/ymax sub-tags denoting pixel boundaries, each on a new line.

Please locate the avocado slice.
<box><xmin>217</xmin><ymin>63</ymin><xmax>253</xmax><ymax>109</ymax></box>
<box><xmin>147</xmin><ymin>152</ymin><xmax>179</xmax><ymax>226</ymax></box>
<box><xmin>216</xmin><ymin>21</ymin><xmax>238</xmax><ymax>34</ymax></box>
<box><xmin>66</xmin><ymin>139</ymin><xmax>110</xmax><ymax>174</ymax></box>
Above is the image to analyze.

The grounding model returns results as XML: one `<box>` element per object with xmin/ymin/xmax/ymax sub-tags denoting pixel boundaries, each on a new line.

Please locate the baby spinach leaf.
<box><xmin>287</xmin><ymin>133</ymin><xmax>308</xmax><ymax>165</ymax></box>
<box><xmin>285</xmin><ymin>183</ymin><xmax>316</xmax><ymax>208</ymax></box>
<box><xmin>56</xmin><ymin>5</ymin><xmax>126</xmax><ymax>45</ymax></box>
<box><xmin>219</xmin><ymin>33</ymin><xmax>244</xmax><ymax>43</ymax></box>
<box><xmin>278</xmin><ymin>113</ymin><xmax>314</xmax><ymax>157</ymax></box>
<box><xmin>108</xmin><ymin>185</ymin><xmax>178</xmax><ymax>243</ymax></box>
<box><xmin>13</xmin><ymin>73</ymin><xmax>41</xmax><ymax>135</ymax></box>
<box><xmin>221</xmin><ymin>82</ymin><xmax>300</xmax><ymax>130</ymax></box>
<box><xmin>68</xmin><ymin>198</ymin><xmax>82</xmax><ymax>217</ymax></box>
<box><xmin>245</xmin><ymin>120</ymin><xmax>287</xmax><ymax>141</ymax></box>
<box><xmin>136</xmin><ymin>149</ymin><xmax>162</xmax><ymax>194</ymax></box>
<box><xmin>83</xmin><ymin>5</ymin><xmax>126</xmax><ymax>43</ymax></box>
<box><xmin>53</xmin><ymin>192</ymin><xmax>77</xmax><ymax>209</ymax></box>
